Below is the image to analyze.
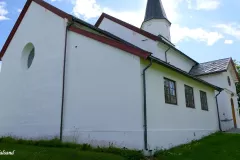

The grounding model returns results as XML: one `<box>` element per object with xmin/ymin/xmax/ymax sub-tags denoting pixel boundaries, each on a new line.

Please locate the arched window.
<box><xmin>21</xmin><ymin>43</ymin><xmax>35</xmax><ymax>69</ymax></box>
<box><xmin>228</xmin><ymin>76</ymin><xmax>231</xmax><ymax>86</ymax></box>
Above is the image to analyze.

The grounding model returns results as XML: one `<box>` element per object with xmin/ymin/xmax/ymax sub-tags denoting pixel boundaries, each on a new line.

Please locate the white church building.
<box><xmin>0</xmin><ymin>0</ymin><xmax>239</xmax><ymax>152</ymax></box>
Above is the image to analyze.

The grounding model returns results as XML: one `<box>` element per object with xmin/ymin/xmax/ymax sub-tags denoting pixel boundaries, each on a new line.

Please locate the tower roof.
<box><xmin>143</xmin><ymin>0</ymin><xmax>170</xmax><ymax>23</ymax></box>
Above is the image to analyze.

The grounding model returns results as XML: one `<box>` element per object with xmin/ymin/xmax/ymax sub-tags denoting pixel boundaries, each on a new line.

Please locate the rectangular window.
<box><xmin>164</xmin><ymin>78</ymin><xmax>177</xmax><ymax>105</ymax></box>
<box><xmin>185</xmin><ymin>85</ymin><xmax>195</xmax><ymax>108</ymax></box>
<box><xmin>200</xmin><ymin>91</ymin><xmax>208</xmax><ymax>111</ymax></box>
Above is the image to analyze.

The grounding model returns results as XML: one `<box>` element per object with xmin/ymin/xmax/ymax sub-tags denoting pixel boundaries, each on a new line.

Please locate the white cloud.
<box><xmin>72</xmin><ymin>0</ymin><xmax>183</xmax><ymax>28</ymax></box>
<box><xmin>215</xmin><ymin>23</ymin><xmax>240</xmax><ymax>39</ymax></box>
<box><xmin>195</xmin><ymin>0</ymin><xmax>220</xmax><ymax>10</ymax></box>
<box><xmin>72</xmin><ymin>0</ymin><xmax>146</xmax><ymax>27</ymax></box>
<box><xmin>0</xmin><ymin>1</ymin><xmax>9</xmax><ymax>21</ymax></box>
<box><xmin>71</xmin><ymin>0</ymin><xmax>222</xmax><ymax>46</ymax></box>
<box><xmin>50</xmin><ymin>0</ymin><xmax>62</xmax><ymax>2</ymax></box>
<box><xmin>187</xmin><ymin>0</ymin><xmax>220</xmax><ymax>10</ymax></box>
<box><xmin>224</xmin><ymin>40</ymin><xmax>233</xmax><ymax>44</ymax></box>
<box><xmin>17</xmin><ymin>8</ymin><xmax>22</xmax><ymax>13</ymax></box>
<box><xmin>171</xmin><ymin>24</ymin><xmax>223</xmax><ymax>45</ymax></box>
<box><xmin>162</xmin><ymin>0</ymin><xmax>184</xmax><ymax>22</ymax></box>
<box><xmin>73</xmin><ymin>0</ymin><xmax>101</xmax><ymax>20</ymax></box>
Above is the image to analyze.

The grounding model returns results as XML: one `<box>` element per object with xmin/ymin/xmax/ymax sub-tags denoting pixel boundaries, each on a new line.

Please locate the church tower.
<box><xmin>141</xmin><ymin>0</ymin><xmax>171</xmax><ymax>41</ymax></box>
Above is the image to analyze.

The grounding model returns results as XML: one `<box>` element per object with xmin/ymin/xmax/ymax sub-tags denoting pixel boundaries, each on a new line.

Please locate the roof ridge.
<box><xmin>199</xmin><ymin>57</ymin><xmax>231</xmax><ymax>65</ymax></box>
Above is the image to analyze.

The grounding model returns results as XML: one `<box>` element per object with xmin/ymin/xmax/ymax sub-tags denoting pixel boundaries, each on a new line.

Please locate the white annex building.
<box><xmin>0</xmin><ymin>0</ymin><xmax>239</xmax><ymax>152</ymax></box>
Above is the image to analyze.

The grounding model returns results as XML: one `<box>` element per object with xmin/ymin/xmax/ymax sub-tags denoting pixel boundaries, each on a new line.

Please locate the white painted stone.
<box><xmin>62</xmin><ymin>31</ymin><xmax>144</xmax><ymax>149</ymax></box>
<box><xmin>199</xmin><ymin>67</ymin><xmax>240</xmax><ymax>131</ymax></box>
<box><xmin>142</xmin><ymin>61</ymin><xmax>219</xmax><ymax>150</ymax></box>
<box><xmin>0</xmin><ymin>1</ymin><xmax>66</xmax><ymax>139</ymax></box>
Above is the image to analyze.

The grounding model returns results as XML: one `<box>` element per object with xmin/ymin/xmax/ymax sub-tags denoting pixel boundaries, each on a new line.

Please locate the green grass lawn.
<box><xmin>155</xmin><ymin>132</ymin><xmax>240</xmax><ymax>160</ymax></box>
<box><xmin>0</xmin><ymin>143</ymin><xmax>126</xmax><ymax>160</ymax></box>
<box><xmin>1</xmin><ymin>133</ymin><xmax>240</xmax><ymax>160</ymax></box>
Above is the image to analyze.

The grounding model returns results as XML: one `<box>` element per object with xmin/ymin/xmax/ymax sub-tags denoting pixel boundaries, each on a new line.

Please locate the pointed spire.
<box><xmin>143</xmin><ymin>0</ymin><xmax>170</xmax><ymax>23</ymax></box>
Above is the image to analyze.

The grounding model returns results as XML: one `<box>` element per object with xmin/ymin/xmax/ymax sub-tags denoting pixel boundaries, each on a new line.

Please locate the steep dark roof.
<box><xmin>143</xmin><ymin>0</ymin><xmax>170</xmax><ymax>24</ymax></box>
<box><xmin>190</xmin><ymin>58</ymin><xmax>231</xmax><ymax>76</ymax></box>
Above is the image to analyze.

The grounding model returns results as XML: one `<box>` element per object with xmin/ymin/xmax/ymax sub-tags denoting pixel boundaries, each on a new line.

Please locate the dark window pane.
<box><xmin>185</xmin><ymin>85</ymin><xmax>195</xmax><ymax>108</ymax></box>
<box><xmin>228</xmin><ymin>76</ymin><xmax>231</xmax><ymax>86</ymax></box>
<box><xmin>164</xmin><ymin>80</ymin><xmax>168</xmax><ymax>86</ymax></box>
<box><xmin>200</xmin><ymin>91</ymin><xmax>208</xmax><ymax>111</ymax></box>
<box><xmin>28</xmin><ymin>48</ymin><xmax>35</xmax><ymax>68</ymax></box>
<box><xmin>170</xmin><ymin>89</ymin><xmax>175</xmax><ymax>96</ymax></box>
<box><xmin>164</xmin><ymin>78</ymin><xmax>177</xmax><ymax>105</ymax></box>
<box><xmin>165</xmin><ymin>95</ymin><xmax>170</xmax><ymax>103</ymax></box>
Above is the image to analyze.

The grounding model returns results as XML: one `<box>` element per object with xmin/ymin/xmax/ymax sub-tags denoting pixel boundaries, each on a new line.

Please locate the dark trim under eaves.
<box><xmin>191</xmin><ymin>70</ymin><xmax>227</xmax><ymax>77</ymax></box>
<box><xmin>149</xmin><ymin>56</ymin><xmax>222</xmax><ymax>91</ymax></box>
<box><xmin>72</xmin><ymin>16</ymin><xmax>151</xmax><ymax>53</ymax></box>
<box><xmin>69</xmin><ymin>26</ymin><xmax>150</xmax><ymax>59</ymax></box>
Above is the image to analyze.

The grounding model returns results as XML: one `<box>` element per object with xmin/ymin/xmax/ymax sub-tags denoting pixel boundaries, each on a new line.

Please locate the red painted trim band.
<box><xmin>69</xmin><ymin>26</ymin><xmax>150</xmax><ymax>59</ymax></box>
<box><xmin>95</xmin><ymin>13</ymin><xmax>159</xmax><ymax>41</ymax></box>
<box><xmin>33</xmin><ymin>0</ymin><xmax>71</xmax><ymax>19</ymax></box>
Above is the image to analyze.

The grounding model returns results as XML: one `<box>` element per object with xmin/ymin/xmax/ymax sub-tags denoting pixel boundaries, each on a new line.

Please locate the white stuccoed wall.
<box><xmin>142</xmin><ymin>61</ymin><xmax>219</xmax><ymax>150</ymax></box>
<box><xmin>141</xmin><ymin>19</ymin><xmax>171</xmax><ymax>41</ymax></box>
<box><xmin>166</xmin><ymin>48</ymin><xmax>196</xmax><ymax>72</ymax></box>
<box><xmin>0</xmin><ymin>2</ymin><xmax>66</xmax><ymax>138</ymax></box>
<box><xmin>0</xmin><ymin>2</ymin><xmax>222</xmax><ymax>150</ymax></box>
<box><xmin>199</xmin><ymin>69</ymin><xmax>240</xmax><ymax>131</ymax></box>
<box><xmin>222</xmin><ymin>70</ymin><xmax>240</xmax><ymax>129</ymax></box>
<box><xmin>98</xmin><ymin>17</ymin><xmax>196</xmax><ymax>72</ymax></box>
<box><xmin>62</xmin><ymin>31</ymin><xmax>144</xmax><ymax>149</ymax></box>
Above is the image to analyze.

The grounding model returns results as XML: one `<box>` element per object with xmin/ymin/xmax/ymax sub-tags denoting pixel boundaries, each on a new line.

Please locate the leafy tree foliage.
<box><xmin>234</xmin><ymin>60</ymin><xmax>240</xmax><ymax>106</ymax></box>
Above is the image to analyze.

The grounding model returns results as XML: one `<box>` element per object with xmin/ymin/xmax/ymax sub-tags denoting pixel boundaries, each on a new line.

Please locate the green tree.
<box><xmin>234</xmin><ymin>60</ymin><xmax>240</xmax><ymax>106</ymax></box>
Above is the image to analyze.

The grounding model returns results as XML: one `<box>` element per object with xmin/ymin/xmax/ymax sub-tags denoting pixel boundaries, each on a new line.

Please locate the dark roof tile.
<box><xmin>144</xmin><ymin>0</ymin><xmax>170</xmax><ymax>23</ymax></box>
<box><xmin>190</xmin><ymin>58</ymin><xmax>231</xmax><ymax>76</ymax></box>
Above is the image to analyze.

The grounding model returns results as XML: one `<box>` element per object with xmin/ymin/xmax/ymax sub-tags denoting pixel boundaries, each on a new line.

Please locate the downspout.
<box><xmin>143</xmin><ymin>59</ymin><xmax>153</xmax><ymax>150</ymax></box>
<box><xmin>215</xmin><ymin>89</ymin><xmax>223</xmax><ymax>132</ymax></box>
<box><xmin>165</xmin><ymin>47</ymin><xmax>171</xmax><ymax>62</ymax></box>
<box><xmin>60</xmin><ymin>19</ymin><xmax>74</xmax><ymax>141</ymax></box>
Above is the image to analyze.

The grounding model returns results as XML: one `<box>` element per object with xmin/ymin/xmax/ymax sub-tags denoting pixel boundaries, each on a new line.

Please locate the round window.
<box><xmin>21</xmin><ymin>43</ymin><xmax>35</xmax><ymax>69</ymax></box>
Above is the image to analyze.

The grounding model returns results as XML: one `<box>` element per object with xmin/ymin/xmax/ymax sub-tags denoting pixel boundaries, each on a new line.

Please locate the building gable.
<box><xmin>95</xmin><ymin>13</ymin><xmax>198</xmax><ymax>64</ymax></box>
<box><xmin>190</xmin><ymin>58</ymin><xmax>239</xmax><ymax>82</ymax></box>
<box><xmin>227</xmin><ymin>59</ymin><xmax>240</xmax><ymax>83</ymax></box>
<box><xmin>0</xmin><ymin>0</ymin><xmax>150</xmax><ymax>61</ymax></box>
<box><xmin>96</xmin><ymin>13</ymin><xmax>197</xmax><ymax>72</ymax></box>
<box><xmin>0</xmin><ymin>0</ymin><xmax>71</xmax><ymax>60</ymax></box>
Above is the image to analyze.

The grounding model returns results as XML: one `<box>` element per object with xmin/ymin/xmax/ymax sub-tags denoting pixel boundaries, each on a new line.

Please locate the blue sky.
<box><xmin>0</xmin><ymin>0</ymin><xmax>239</xmax><ymax>63</ymax></box>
